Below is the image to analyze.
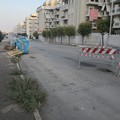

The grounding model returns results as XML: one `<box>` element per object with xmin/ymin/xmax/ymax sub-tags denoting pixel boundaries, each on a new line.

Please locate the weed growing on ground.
<box><xmin>11</xmin><ymin>57</ymin><xmax>19</xmax><ymax>64</ymax></box>
<box><xmin>10</xmin><ymin>68</ymin><xmax>26</xmax><ymax>75</ymax></box>
<box><xmin>8</xmin><ymin>77</ymin><xmax>46</xmax><ymax>112</ymax></box>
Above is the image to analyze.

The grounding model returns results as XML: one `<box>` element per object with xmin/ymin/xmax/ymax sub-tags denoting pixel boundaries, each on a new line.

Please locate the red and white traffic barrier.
<box><xmin>82</xmin><ymin>47</ymin><xmax>117</xmax><ymax>55</ymax></box>
<box><xmin>78</xmin><ymin>46</ymin><xmax>120</xmax><ymax>76</ymax></box>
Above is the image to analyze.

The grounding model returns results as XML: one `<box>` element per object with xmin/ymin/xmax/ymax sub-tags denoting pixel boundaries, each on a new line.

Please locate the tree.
<box><xmin>57</xmin><ymin>26</ymin><xmax>65</xmax><ymax>44</ymax></box>
<box><xmin>64</xmin><ymin>26</ymin><xmax>76</xmax><ymax>44</ymax></box>
<box><xmin>42</xmin><ymin>30</ymin><xmax>47</xmax><ymax>38</ymax></box>
<box><xmin>17</xmin><ymin>33</ymin><xmax>27</xmax><ymax>37</ymax></box>
<box><xmin>42</xmin><ymin>30</ymin><xmax>47</xmax><ymax>41</ymax></box>
<box><xmin>78</xmin><ymin>22</ymin><xmax>92</xmax><ymax>45</ymax></box>
<box><xmin>0</xmin><ymin>31</ymin><xmax>4</xmax><ymax>42</ymax></box>
<box><xmin>50</xmin><ymin>28</ymin><xmax>57</xmax><ymax>42</ymax></box>
<box><xmin>46</xmin><ymin>30</ymin><xmax>51</xmax><ymax>42</ymax></box>
<box><xmin>33</xmin><ymin>31</ymin><xmax>38</xmax><ymax>39</ymax></box>
<box><xmin>97</xmin><ymin>19</ymin><xmax>110</xmax><ymax>46</ymax></box>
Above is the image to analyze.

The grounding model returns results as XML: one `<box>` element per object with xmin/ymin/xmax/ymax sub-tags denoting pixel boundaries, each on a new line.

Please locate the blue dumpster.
<box><xmin>14</xmin><ymin>37</ymin><xmax>29</xmax><ymax>54</ymax></box>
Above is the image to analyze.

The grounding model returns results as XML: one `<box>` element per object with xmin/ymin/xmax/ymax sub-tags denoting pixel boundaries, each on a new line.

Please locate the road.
<box><xmin>21</xmin><ymin>41</ymin><xmax>120</xmax><ymax>120</ymax></box>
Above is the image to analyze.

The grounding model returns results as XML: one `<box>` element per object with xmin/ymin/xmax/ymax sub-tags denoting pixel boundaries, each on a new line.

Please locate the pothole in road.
<box><xmin>39</xmin><ymin>48</ymin><xmax>45</xmax><ymax>51</ymax></box>
<box><xmin>64</xmin><ymin>57</ymin><xmax>75</xmax><ymax>61</ymax></box>
<box><xmin>29</xmin><ymin>55</ymin><xmax>36</xmax><ymax>59</ymax></box>
<box><xmin>81</xmin><ymin>62</ymin><xmax>96</xmax><ymax>67</ymax></box>
<box><xmin>63</xmin><ymin>82</ymin><xmax>75</xmax><ymax>87</ymax></box>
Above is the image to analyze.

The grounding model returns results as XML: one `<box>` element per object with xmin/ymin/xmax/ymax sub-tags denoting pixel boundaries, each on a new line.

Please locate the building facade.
<box><xmin>25</xmin><ymin>13</ymin><xmax>38</xmax><ymax>39</ymax></box>
<box><xmin>37</xmin><ymin>0</ymin><xmax>120</xmax><ymax>35</ymax></box>
<box><xmin>37</xmin><ymin>0</ymin><xmax>64</xmax><ymax>34</ymax></box>
<box><xmin>111</xmin><ymin>0</ymin><xmax>120</xmax><ymax>34</ymax></box>
<box><xmin>16</xmin><ymin>22</ymin><xmax>26</xmax><ymax>34</ymax></box>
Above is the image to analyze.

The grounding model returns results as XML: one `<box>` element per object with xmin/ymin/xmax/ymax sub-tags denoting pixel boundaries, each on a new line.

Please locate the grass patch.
<box><xmin>10</xmin><ymin>68</ymin><xmax>26</xmax><ymax>75</ymax></box>
<box><xmin>8</xmin><ymin>77</ymin><xmax>46</xmax><ymax>112</ymax></box>
<box><xmin>11</xmin><ymin>57</ymin><xmax>19</xmax><ymax>64</ymax></box>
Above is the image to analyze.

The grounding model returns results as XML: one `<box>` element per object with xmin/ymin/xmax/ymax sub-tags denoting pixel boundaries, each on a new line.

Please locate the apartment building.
<box><xmin>68</xmin><ymin>0</ymin><xmax>104</xmax><ymax>29</ymax></box>
<box><xmin>101</xmin><ymin>0</ymin><xmax>120</xmax><ymax>34</ymax></box>
<box><xmin>16</xmin><ymin>22</ymin><xmax>26</xmax><ymax>34</ymax></box>
<box><xmin>37</xmin><ymin>0</ymin><xmax>64</xmax><ymax>34</ymax></box>
<box><xmin>59</xmin><ymin>0</ymin><xmax>68</xmax><ymax>26</ymax></box>
<box><xmin>37</xmin><ymin>5</ymin><xmax>55</xmax><ymax>32</ymax></box>
<box><xmin>25</xmin><ymin>13</ymin><xmax>38</xmax><ymax>38</ymax></box>
<box><xmin>111</xmin><ymin>0</ymin><xmax>120</xmax><ymax>34</ymax></box>
<box><xmin>37</xmin><ymin>0</ymin><xmax>104</xmax><ymax>32</ymax></box>
<box><xmin>37</xmin><ymin>0</ymin><xmax>120</xmax><ymax>35</ymax></box>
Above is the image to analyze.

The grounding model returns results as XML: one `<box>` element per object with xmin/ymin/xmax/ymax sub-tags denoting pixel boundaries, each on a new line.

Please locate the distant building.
<box><xmin>25</xmin><ymin>13</ymin><xmax>39</xmax><ymax>39</ymax></box>
<box><xmin>16</xmin><ymin>22</ymin><xmax>26</xmax><ymax>34</ymax></box>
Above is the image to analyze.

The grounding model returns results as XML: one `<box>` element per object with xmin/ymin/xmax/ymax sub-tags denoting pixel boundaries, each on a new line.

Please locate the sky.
<box><xmin>0</xmin><ymin>0</ymin><xmax>46</xmax><ymax>33</ymax></box>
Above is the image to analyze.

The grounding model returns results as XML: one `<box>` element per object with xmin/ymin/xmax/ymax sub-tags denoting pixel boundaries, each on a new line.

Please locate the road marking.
<box><xmin>33</xmin><ymin>109</ymin><xmax>42</xmax><ymax>120</ymax></box>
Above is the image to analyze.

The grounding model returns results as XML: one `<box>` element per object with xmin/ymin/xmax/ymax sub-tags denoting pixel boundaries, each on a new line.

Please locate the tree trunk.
<box><xmin>82</xmin><ymin>36</ymin><xmax>84</xmax><ymax>45</ymax></box>
<box><xmin>69</xmin><ymin>36</ymin><xmax>70</xmax><ymax>45</ymax></box>
<box><xmin>102</xmin><ymin>34</ymin><xmax>104</xmax><ymax>46</ymax></box>
<box><xmin>55</xmin><ymin>37</ymin><xmax>56</xmax><ymax>43</ymax></box>
<box><xmin>61</xmin><ymin>36</ymin><xmax>62</xmax><ymax>44</ymax></box>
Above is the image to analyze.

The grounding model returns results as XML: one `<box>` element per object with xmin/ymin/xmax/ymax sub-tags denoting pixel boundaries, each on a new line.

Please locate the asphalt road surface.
<box><xmin>21</xmin><ymin>41</ymin><xmax>120</xmax><ymax>120</ymax></box>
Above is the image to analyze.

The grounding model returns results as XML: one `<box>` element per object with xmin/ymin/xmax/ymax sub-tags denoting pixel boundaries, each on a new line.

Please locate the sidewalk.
<box><xmin>0</xmin><ymin>50</ymin><xmax>34</xmax><ymax>120</ymax></box>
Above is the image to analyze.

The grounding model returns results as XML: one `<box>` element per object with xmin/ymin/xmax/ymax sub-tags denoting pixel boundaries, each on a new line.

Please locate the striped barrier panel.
<box><xmin>78</xmin><ymin>46</ymin><xmax>120</xmax><ymax>76</ymax></box>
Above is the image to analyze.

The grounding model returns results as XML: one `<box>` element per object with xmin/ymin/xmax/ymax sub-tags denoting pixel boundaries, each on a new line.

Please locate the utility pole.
<box><xmin>109</xmin><ymin>0</ymin><xmax>114</xmax><ymax>34</ymax></box>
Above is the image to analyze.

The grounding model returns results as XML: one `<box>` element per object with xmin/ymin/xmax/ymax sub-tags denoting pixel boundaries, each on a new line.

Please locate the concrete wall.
<box><xmin>39</xmin><ymin>33</ymin><xmax>120</xmax><ymax>47</ymax></box>
<box><xmin>108</xmin><ymin>35</ymin><xmax>120</xmax><ymax>47</ymax></box>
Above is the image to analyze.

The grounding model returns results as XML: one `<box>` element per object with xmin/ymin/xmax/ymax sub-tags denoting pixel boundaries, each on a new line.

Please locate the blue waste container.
<box><xmin>14</xmin><ymin>37</ymin><xmax>29</xmax><ymax>54</ymax></box>
<box><xmin>20</xmin><ymin>37</ymin><xmax>29</xmax><ymax>54</ymax></box>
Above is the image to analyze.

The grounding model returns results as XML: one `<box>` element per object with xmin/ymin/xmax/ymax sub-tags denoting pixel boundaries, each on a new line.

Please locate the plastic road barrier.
<box><xmin>78</xmin><ymin>45</ymin><xmax>120</xmax><ymax>77</ymax></box>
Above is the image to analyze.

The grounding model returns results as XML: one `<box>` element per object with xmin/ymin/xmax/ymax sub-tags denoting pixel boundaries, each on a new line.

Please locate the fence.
<box><xmin>78</xmin><ymin>45</ymin><xmax>120</xmax><ymax>77</ymax></box>
<box><xmin>39</xmin><ymin>33</ymin><xmax>120</xmax><ymax>47</ymax></box>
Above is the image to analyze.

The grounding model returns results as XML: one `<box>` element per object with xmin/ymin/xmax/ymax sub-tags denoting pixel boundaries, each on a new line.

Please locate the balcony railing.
<box><xmin>112</xmin><ymin>7</ymin><xmax>120</xmax><ymax>15</ymax></box>
<box><xmin>86</xmin><ymin>0</ymin><xmax>103</xmax><ymax>6</ymax></box>
<box><xmin>54</xmin><ymin>18</ymin><xmax>60</xmax><ymax>21</ymax></box>
<box><xmin>113</xmin><ymin>21</ymin><xmax>120</xmax><ymax>28</ymax></box>
<box><xmin>111</xmin><ymin>0</ymin><xmax>120</xmax><ymax>3</ymax></box>
<box><xmin>54</xmin><ymin>11</ymin><xmax>60</xmax><ymax>15</ymax></box>
<box><xmin>61</xmin><ymin>15</ymin><xmax>68</xmax><ymax>20</ymax></box>
<box><xmin>61</xmin><ymin>5</ymin><xmax>68</xmax><ymax>11</ymax></box>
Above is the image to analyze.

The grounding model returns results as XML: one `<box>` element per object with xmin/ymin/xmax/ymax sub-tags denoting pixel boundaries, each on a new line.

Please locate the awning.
<box><xmin>101</xmin><ymin>4</ymin><xmax>110</xmax><ymax>12</ymax></box>
<box><xmin>106</xmin><ymin>5</ymin><xmax>110</xmax><ymax>12</ymax></box>
<box><xmin>101</xmin><ymin>4</ymin><xmax>105</xmax><ymax>11</ymax></box>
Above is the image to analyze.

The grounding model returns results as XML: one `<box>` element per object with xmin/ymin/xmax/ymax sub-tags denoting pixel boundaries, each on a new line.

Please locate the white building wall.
<box><xmin>25</xmin><ymin>14</ymin><xmax>38</xmax><ymax>38</ymax></box>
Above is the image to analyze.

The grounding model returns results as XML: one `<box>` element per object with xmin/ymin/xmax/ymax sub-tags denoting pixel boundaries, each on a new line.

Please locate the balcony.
<box><xmin>61</xmin><ymin>15</ymin><xmax>68</xmax><ymax>20</ymax></box>
<box><xmin>45</xmin><ymin>19</ymin><xmax>52</xmax><ymax>23</ymax></box>
<box><xmin>112</xmin><ymin>7</ymin><xmax>120</xmax><ymax>15</ymax></box>
<box><xmin>86</xmin><ymin>10</ymin><xmax>102</xmax><ymax>18</ymax></box>
<box><xmin>86</xmin><ymin>0</ymin><xmax>103</xmax><ymax>6</ymax></box>
<box><xmin>113</xmin><ymin>21</ymin><xmax>120</xmax><ymax>28</ymax></box>
<box><xmin>45</xmin><ymin>25</ymin><xmax>54</xmax><ymax>29</ymax></box>
<box><xmin>61</xmin><ymin>13</ymin><xmax>65</xmax><ymax>17</ymax></box>
<box><xmin>51</xmin><ymin>15</ymin><xmax>55</xmax><ymax>18</ymax></box>
<box><xmin>54</xmin><ymin>11</ymin><xmax>60</xmax><ymax>15</ymax></box>
<box><xmin>54</xmin><ymin>18</ymin><xmax>60</xmax><ymax>21</ymax></box>
<box><xmin>111</xmin><ymin>0</ymin><xmax>120</xmax><ymax>3</ymax></box>
<box><xmin>61</xmin><ymin>5</ymin><xmax>68</xmax><ymax>11</ymax></box>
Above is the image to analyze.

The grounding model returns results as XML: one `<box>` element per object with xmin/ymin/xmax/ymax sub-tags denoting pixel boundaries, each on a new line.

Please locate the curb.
<box><xmin>16</xmin><ymin>62</ymin><xmax>42</xmax><ymax>120</ymax></box>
